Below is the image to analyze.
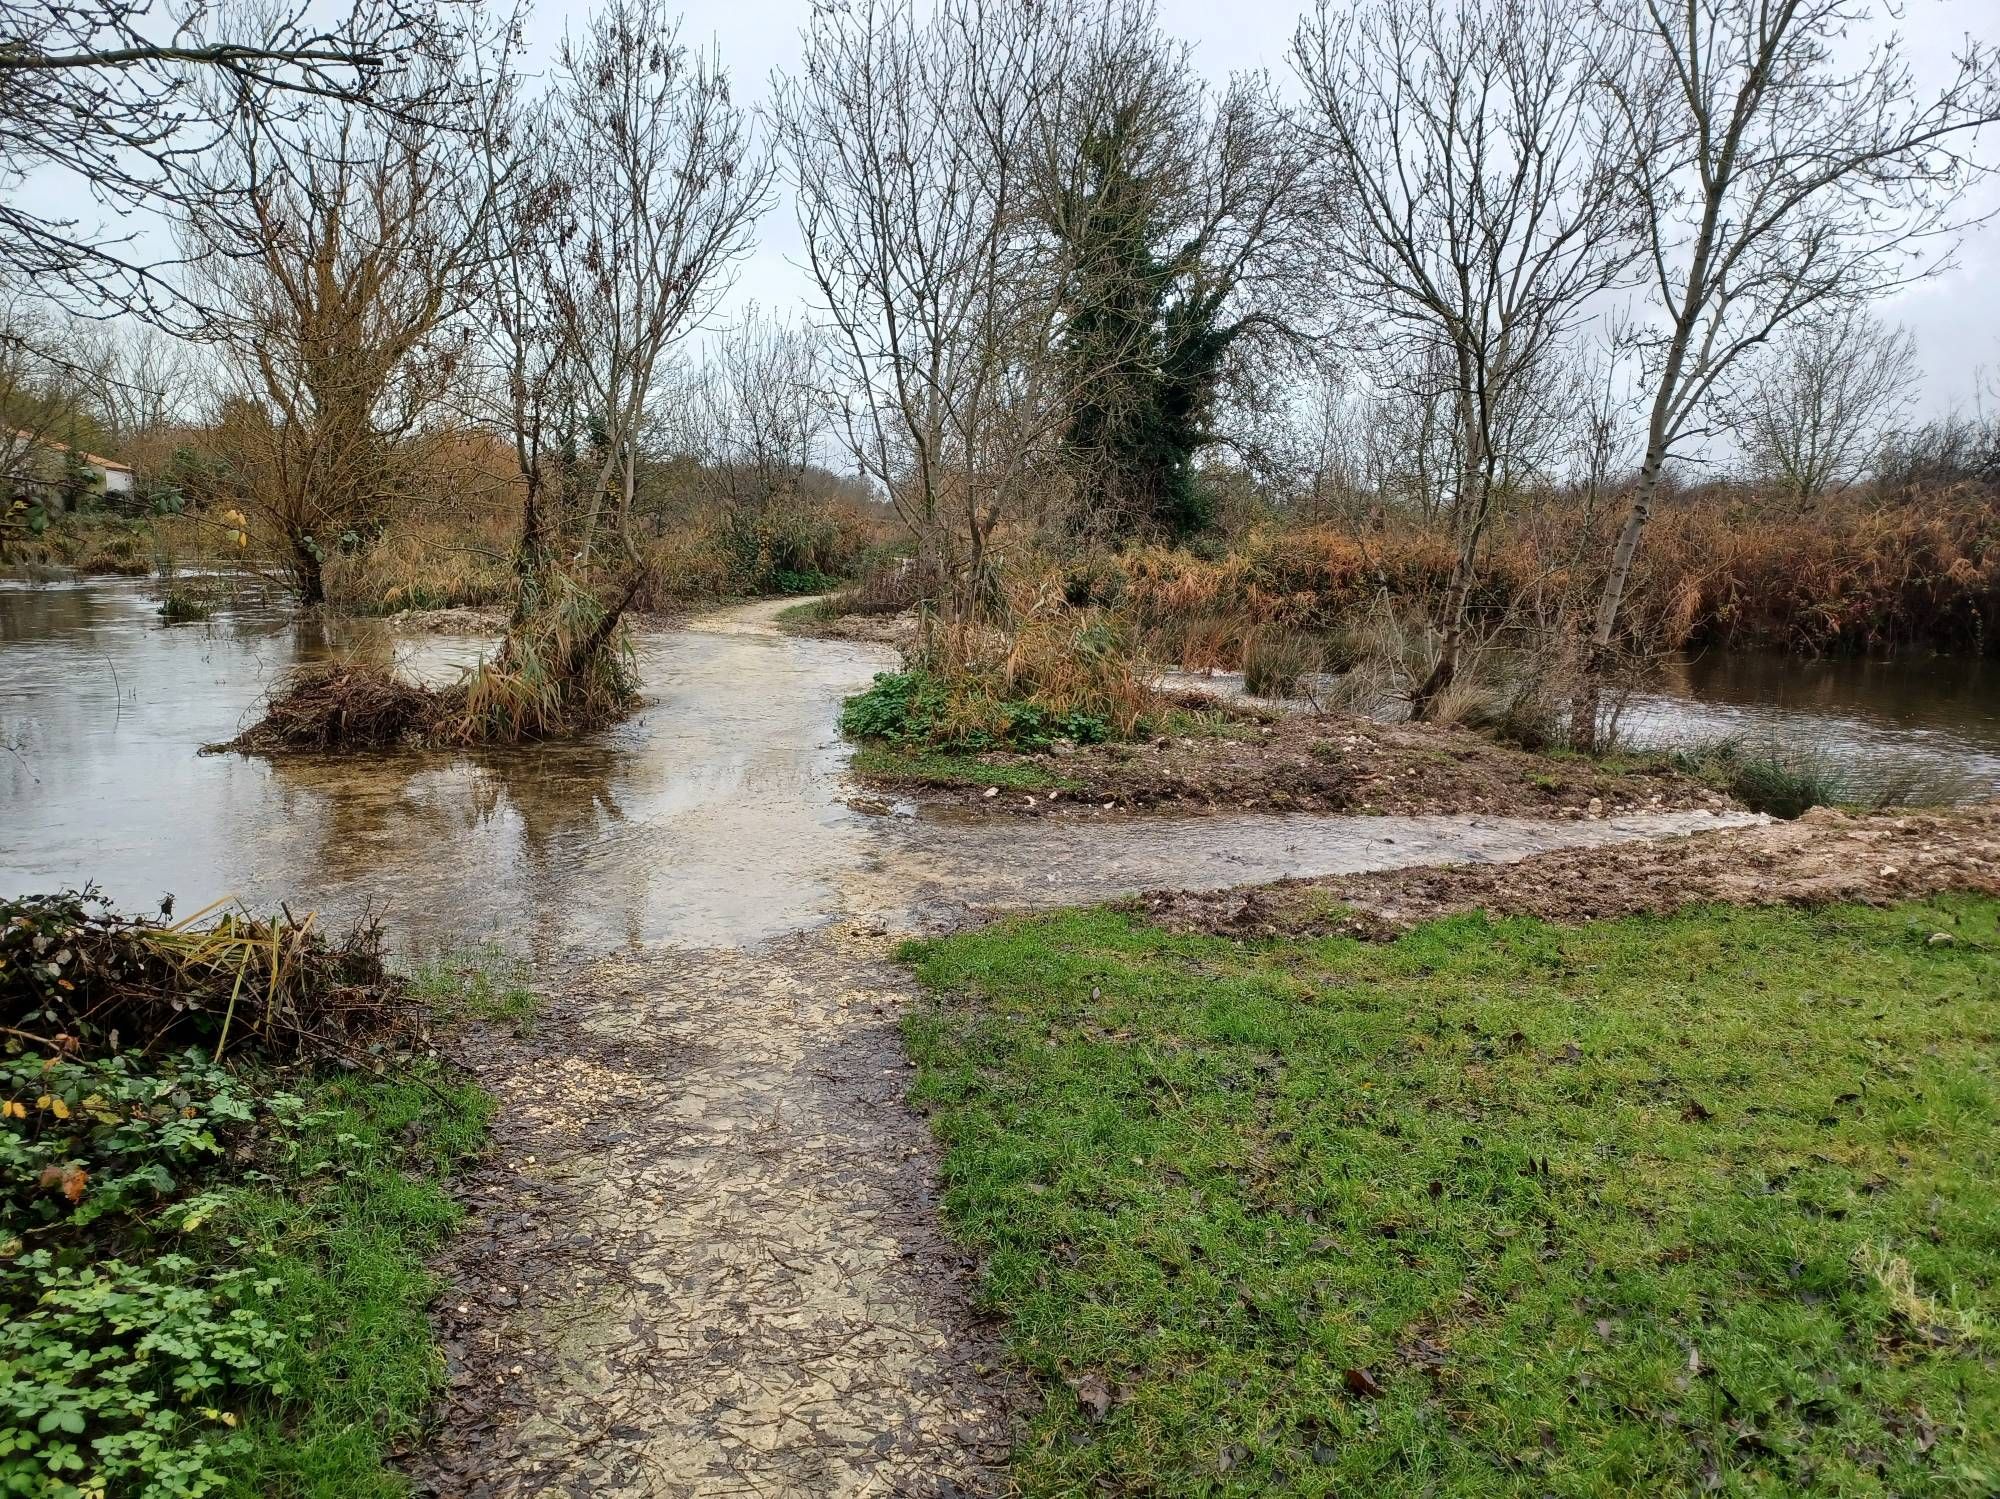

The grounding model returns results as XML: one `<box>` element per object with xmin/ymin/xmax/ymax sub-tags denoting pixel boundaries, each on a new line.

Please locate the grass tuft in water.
<box><xmin>406</xmin><ymin>944</ymin><xmax>540</xmax><ymax>1035</ymax></box>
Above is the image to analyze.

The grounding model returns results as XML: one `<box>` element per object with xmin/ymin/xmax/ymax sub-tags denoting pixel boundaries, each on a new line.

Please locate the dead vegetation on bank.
<box><xmin>1132</xmin><ymin>801</ymin><xmax>2000</xmax><ymax>939</ymax></box>
<box><xmin>1</xmin><ymin>887</ymin><xmax>413</xmax><ymax>1061</ymax></box>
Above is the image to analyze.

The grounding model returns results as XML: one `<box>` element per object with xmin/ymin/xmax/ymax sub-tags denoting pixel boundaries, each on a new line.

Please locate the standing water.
<box><xmin>3</xmin><ymin>577</ymin><xmax>1764</xmax><ymax>951</ymax></box>
<box><xmin>1620</xmin><ymin>649</ymin><xmax>2000</xmax><ymax>800</ymax></box>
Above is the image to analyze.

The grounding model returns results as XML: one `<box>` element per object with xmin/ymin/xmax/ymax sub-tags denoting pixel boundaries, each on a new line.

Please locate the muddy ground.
<box><xmin>1133</xmin><ymin>801</ymin><xmax>2000</xmax><ymax>939</ymax></box>
<box><xmin>860</xmin><ymin>704</ymin><xmax>1738</xmax><ymax>821</ymax></box>
<box><xmin>412</xmin><ymin>927</ymin><xmax>1017</xmax><ymax>1499</ymax></box>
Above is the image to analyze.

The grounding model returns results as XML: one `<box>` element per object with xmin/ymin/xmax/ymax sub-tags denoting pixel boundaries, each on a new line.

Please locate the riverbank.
<box><xmin>900</xmin><ymin>874</ymin><xmax>2000</xmax><ymax>1494</ymax></box>
<box><xmin>849</xmin><ymin>705</ymin><xmax>1738</xmax><ymax>819</ymax></box>
<box><xmin>0</xmin><ymin>898</ymin><xmax>530</xmax><ymax>1498</ymax></box>
<box><xmin>1135</xmin><ymin>800</ymin><xmax>2000</xmax><ymax>936</ymax></box>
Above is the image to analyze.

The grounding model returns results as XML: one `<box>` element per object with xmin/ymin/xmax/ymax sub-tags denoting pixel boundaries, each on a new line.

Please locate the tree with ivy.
<box><xmin>1038</xmin><ymin>1</ymin><xmax>1310</xmax><ymax>542</ymax></box>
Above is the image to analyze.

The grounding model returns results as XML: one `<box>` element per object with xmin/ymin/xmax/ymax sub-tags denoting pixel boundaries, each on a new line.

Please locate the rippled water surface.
<box><xmin>1621</xmin><ymin>650</ymin><xmax>2000</xmax><ymax>797</ymax></box>
<box><xmin>5</xmin><ymin>579</ymin><xmax>1764</xmax><ymax>952</ymax></box>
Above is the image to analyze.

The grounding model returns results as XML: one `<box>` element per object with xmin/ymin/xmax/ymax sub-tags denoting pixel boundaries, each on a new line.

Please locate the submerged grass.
<box><xmin>850</xmin><ymin>743</ymin><xmax>1076</xmax><ymax>792</ymax></box>
<box><xmin>406</xmin><ymin>944</ymin><xmax>539</xmax><ymax>1035</ymax></box>
<box><xmin>900</xmin><ymin>896</ymin><xmax>2000</xmax><ymax>1496</ymax></box>
<box><xmin>1665</xmin><ymin>736</ymin><xmax>1973</xmax><ymax>818</ymax></box>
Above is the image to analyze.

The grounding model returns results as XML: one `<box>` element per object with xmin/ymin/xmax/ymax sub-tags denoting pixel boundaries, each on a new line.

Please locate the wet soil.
<box><xmin>861</xmin><ymin>708</ymin><xmax>1737</xmax><ymax>821</ymax></box>
<box><xmin>782</xmin><ymin>606</ymin><xmax>915</xmax><ymax>651</ymax></box>
<box><xmin>1133</xmin><ymin>801</ymin><xmax>2000</xmax><ymax>940</ymax></box>
<box><xmin>413</xmin><ymin>928</ymin><xmax>1015</xmax><ymax>1498</ymax></box>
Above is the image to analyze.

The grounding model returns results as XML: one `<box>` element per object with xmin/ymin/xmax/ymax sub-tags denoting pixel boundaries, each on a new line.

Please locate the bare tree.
<box><xmin>673</xmin><ymin>309</ymin><xmax>829</xmax><ymax>508</ymax></box>
<box><xmin>545</xmin><ymin>0</ymin><xmax>774</xmax><ymax>566</ymax></box>
<box><xmin>458</xmin><ymin>24</ymin><xmax>576</xmax><ymax>611</ymax></box>
<box><xmin>1586</xmin><ymin>0</ymin><xmax>2000</xmax><ymax>682</ymax></box>
<box><xmin>1292</xmin><ymin>0</ymin><xmax>1637</xmax><ymax>716</ymax></box>
<box><xmin>0</xmin><ymin>0</ymin><xmax>472</xmax><ymax>316</ymax></box>
<box><xmin>777</xmin><ymin>0</ymin><xmax>1088</xmax><ymax>616</ymax></box>
<box><xmin>1723</xmin><ymin>307</ymin><xmax>1918</xmax><ymax>503</ymax></box>
<box><xmin>179</xmin><ymin>36</ymin><xmax>501</xmax><ymax>602</ymax></box>
<box><xmin>66</xmin><ymin>319</ymin><xmax>210</xmax><ymax>447</ymax></box>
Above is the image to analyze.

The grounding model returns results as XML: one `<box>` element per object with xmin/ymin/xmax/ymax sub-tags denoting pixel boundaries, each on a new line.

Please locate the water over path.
<box><xmin>2</xmin><ymin>585</ymin><xmax>1759</xmax><ymax>1495</ymax></box>
<box><xmin>3</xmin><ymin>582</ymin><xmax>1750</xmax><ymax>951</ymax></box>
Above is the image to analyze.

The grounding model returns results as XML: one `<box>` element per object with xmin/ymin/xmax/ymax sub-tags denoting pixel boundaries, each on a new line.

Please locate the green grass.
<box><xmin>220</xmin><ymin>1064</ymin><xmax>489</xmax><ymax>1496</ymax></box>
<box><xmin>1162</xmin><ymin>707</ymin><xmax>1269</xmax><ymax>742</ymax></box>
<box><xmin>406</xmin><ymin>944</ymin><xmax>540</xmax><ymax>1034</ymax></box>
<box><xmin>899</xmin><ymin>897</ymin><xmax>2000</xmax><ymax>1496</ymax></box>
<box><xmin>774</xmin><ymin>598</ymin><xmax>837</xmax><ymax>631</ymax></box>
<box><xmin>851</xmin><ymin>742</ymin><xmax>1078</xmax><ymax>792</ymax></box>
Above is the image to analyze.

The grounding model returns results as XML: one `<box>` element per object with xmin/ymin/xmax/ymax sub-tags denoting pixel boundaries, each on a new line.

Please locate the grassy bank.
<box><xmin>2</xmin><ymin>899</ymin><xmax>531</xmax><ymax>1498</ymax></box>
<box><xmin>901</xmin><ymin>897</ymin><xmax>2000</xmax><ymax>1495</ymax></box>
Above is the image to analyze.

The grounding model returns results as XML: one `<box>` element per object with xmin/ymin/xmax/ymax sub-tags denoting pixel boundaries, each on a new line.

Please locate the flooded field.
<box><xmin>3</xmin><ymin>578</ymin><xmax>1750</xmax><ymax>953</ymax></box>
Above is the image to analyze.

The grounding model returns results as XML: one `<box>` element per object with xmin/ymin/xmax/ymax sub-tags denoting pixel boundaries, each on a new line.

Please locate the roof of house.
<box><xmin>11</xmin><ymin>428</ymin><xmax>133</xmax><ymax>473</ymax></box>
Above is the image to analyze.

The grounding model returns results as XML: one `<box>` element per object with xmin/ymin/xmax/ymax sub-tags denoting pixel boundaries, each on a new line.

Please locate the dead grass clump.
<box><xmin>224</xmin><ymin>571</ymin><xmax>640</xmax><ymax>753</ymax></box>
<box><xmin>998</xmin><ymin>605</ymin><xmax>1156</xmax><ymax>737</ymax></box>
<box><xmin>231</xmin><ymin>662</ymin><xmax>449</xmax><ymax>752</ymax></box>
<box><xmin>447</xmin><ymin>573</ymin><xmax>638</xmax><ymax>745</ymax></box>
<box><xmin>2</xmin><ymin>887</ymin><xmax>412</xmax><ymax>1061</ymax></box>
<box><xmin>324</xmin><ymin>515</ymin><xmax>516</xmax><ymax>614</ymax></box>
<box><xmin>1242</xmin><ymin>628</ymin><xmax>1324</xmax><ymax>699</ymax></box>
<box><xmin>840</xmin><ymin>553</ymin><xmax>923</xmax><ymax>615</ymax></box>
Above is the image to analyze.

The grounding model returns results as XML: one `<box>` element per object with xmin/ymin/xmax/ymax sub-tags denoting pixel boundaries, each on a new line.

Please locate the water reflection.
<box><xmin>8</xmin><ymin>578</ymin><xmax>1979</xmax><ymax>958</ymax></box>
<box><xmin>1622</xmin><ymin>649</ymin><xmax>2000</xmax><ymax>797</ymax></box>
<box><xmin>0</xmin><ymin>579</ymin><xmax>899</xmax><ymax>955</ymax></box>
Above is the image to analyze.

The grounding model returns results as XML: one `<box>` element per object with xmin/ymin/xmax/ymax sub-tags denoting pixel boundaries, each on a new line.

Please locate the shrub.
<box><xmin>839</xmin><ymin>669</ymin><xmax>1113</xmax><ymax>753</ymax></box>
<box><xmin>838</xmin><ymin>670</ymin><xmax>953</xmax><ymax>747</ymax></box>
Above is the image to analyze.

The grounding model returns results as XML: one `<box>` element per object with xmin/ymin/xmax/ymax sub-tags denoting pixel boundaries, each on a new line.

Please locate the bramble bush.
<box><xmin>840</xmin><ymin>670</ymin><xmax>1111</xmax><ymax>753</ymax></box>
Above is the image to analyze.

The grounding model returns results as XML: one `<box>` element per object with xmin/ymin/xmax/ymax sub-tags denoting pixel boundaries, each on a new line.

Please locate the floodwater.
<box><xmin>1</xmin><ymin>577</ymin><xmax>1763</xmax><ymax>954</ymax></box>
<box><xmin>1622</xmin><ymin>649</ymin><xmax>2000</xmax><ymax>799</ymax></box>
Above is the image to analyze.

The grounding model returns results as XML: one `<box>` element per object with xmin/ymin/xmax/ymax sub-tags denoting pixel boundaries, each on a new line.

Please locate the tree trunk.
<box><xmin>293</xmin><ymin>537</ymin><xmax>325</xmax><ymax>607</ymax></box>
<box><xmin>511</xmin><ymin>468</ymin><xmax>549</xmax><ymax>629</ymax></box>
<box><xmin>1574</xmin><ymin>448</ymin><xmax>1668</xmax><ymax>749</ymax></box>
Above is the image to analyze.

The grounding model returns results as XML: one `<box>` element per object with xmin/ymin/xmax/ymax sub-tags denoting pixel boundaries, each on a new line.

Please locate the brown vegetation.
<box><xmin>1</xmin><ymin>887</ymin><xmax>412</xmax><ymax>1062</ymax></box>
<box><xmin>1051</xmin><ymin>487</ymin><xmax>2000</xmax><ymax>675</ymax></box>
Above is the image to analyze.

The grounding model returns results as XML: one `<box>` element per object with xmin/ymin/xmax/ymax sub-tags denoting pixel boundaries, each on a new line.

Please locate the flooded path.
<box><xmin>3</xmin><ymin>581</ymin><xmax>1747</xmax><ymax>952</ymax></box>
<box><xmin>1</xmin><ymin>582</ymin><xmax>1760</xmax><ymax>1496</ymax></box>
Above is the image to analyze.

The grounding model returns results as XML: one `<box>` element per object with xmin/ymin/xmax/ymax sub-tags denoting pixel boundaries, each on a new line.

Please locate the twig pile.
<box><xmin>227</xmin><ymin>662</ymin><xmax>454</xmax><ymax>752</ymax></box>
<box><xmin>2</xmin><ymin>888</ymin><xmax>413</xmax><ymax>1061</ymax></box>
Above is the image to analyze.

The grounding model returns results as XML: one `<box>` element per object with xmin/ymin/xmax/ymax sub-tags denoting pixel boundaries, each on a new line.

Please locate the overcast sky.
<box><xmin>26</xmin><ymin>0</ymin><xmax>1999</xmax><ymax>420</ymax></box>
<box><xmin>507</xmin><ymin>0</ymin><xmax>2000</xmax><ymax>418</ymax></box>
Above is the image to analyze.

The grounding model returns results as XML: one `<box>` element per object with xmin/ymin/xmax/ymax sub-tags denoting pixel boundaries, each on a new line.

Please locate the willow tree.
<box><xmin>179</xmin><ymin>34</ymin><xmax>499</xmax><ymax>603</ymax></box>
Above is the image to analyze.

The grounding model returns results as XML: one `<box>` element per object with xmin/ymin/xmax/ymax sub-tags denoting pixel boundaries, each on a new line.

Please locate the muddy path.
<box><xmin>391</xmin><ymin>598</ymin><xmax>1771</xmax><ymax>1497</ymax></box>
<box><xmin>414</xmin><ymin>930</ymin><xmax>1013</xmax><ymax>1497</ymax></box>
